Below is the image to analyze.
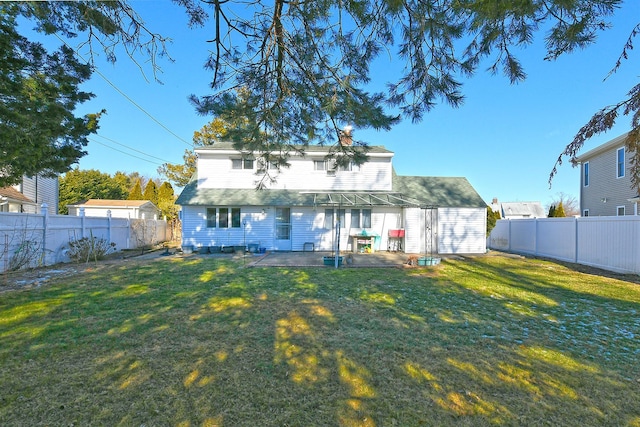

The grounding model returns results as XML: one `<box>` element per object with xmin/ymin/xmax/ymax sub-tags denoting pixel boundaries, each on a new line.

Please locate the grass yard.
<box><xmin>1</xmin><ymin>254</ymin><xmax>639</xmax><ymax>426</ymax></box>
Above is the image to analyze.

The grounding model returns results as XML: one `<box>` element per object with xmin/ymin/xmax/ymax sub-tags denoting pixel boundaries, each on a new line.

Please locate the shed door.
<box><xmin>274</xmin><ymin>207</ymin><xmax>292</xmax><ymax>251</ymax></box>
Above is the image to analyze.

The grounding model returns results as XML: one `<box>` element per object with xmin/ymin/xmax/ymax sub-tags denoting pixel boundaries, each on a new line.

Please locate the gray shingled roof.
<box><xmin>392</xmin><ymin>175</ymin><xmax>487</xmax><ymax>208</ymax></box>
<box><xmin>176</xmin><ymin>174</ymin><xmax>486</xmax><ymax>208</ymax></box>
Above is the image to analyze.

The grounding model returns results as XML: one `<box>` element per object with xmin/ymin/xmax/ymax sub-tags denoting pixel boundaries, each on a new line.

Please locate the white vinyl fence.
<box><xmin>488</xmin><ymin>216</ymin><xmax>640</xmax><ymax>274</ymax></box>
<box><xmin>1</xmin><ymin>206</ymin><xmax>168</xmax><ymax>272</ymax></box>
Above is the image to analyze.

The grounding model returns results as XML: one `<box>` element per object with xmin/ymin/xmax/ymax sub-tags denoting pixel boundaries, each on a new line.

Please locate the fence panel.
<box><xmin>535</xmin><ymin>218</ymin><xmax>577</xmax><ymax>263</ymax></box>
<box><xmin>0</xmin><ymin>210</ymin><xmax>167</xmax><ymax>272</ymax></box>
<box><xmin>577</xmin><ymin>217</ymin><xmax>640</xmax><ymax>273</ymax></box>
<box><xmin>509</xmin><ymin>219</ymin><xmax>537</xmax><ymax>255</ymax></box>
<box><xmin>488</xmin><ymin>216</ymin><xmax>640</xmax><ymax>274</ymax></box>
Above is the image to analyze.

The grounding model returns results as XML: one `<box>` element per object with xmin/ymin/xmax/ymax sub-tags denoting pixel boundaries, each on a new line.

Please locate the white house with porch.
<box><xmin>176</xmin><ymin>142</ymin><xmax>487</xmax><ymax>254</ymax></box>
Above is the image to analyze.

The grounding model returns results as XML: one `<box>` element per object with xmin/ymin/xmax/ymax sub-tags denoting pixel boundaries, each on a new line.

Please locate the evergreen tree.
<box><xmin>157</xmin><ymin>182</ymin><xmax>178</xmax><ymax>221</ymax></box>
<box><xmin>143</xmin><ymin>180</ymin><xmax>158</xmax><ymax>206</ymax></box>
<box><xmin>0</xmin><ymin>7</ymin><xmax>100</xmax><ymax>186</ymax></box>
<box><xmin>128</xmin><ymin>179</ymin><xmax>143</xmax><ymax>200</ymax></box>
<box><xmin>548</xmin><ymin>205</ymin><xmax>557</xmax><ymax>218</ymax></box>
<box><xmin>555</xmin><ymin>202</ymin><xmax>566</xmax><ymax>218</ymax></box>
<box><xmin>113</xmin><ymin>172</ymin><xmax>134</xmax><ymax>197</ymax></box>
<box><xmin>486</xmin><ymin>206</ymin><xmax>501</xmax><ymax>236</ymax></box>
<box><xmin>58</xmin><ymin>168</ymin><xmax>128</xmax><ymax>214</ymax></box>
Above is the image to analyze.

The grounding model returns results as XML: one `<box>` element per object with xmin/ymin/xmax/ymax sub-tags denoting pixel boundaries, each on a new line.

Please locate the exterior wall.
<box><xmin>488</xmin><ymin>216</ymin><xmax>640</xmax><ymax>274</ymax></box>
<box><xmin>402</xmin><ymin>207</ymin><xmax>486</xmax><ymax>255</ymax></box>
<box><xmin>69</xmin><ymin>206</ymin><xmax>159</xmax><ymax>219</ymax></box>
<box><xmin>180</xmin><ymin>205</ymin><xmax>407</xmax><ymax>252</ymax></box>
<box><xmin>14</xmin><ymin>175</ymin><xmax>58</xmax><ymax>215</ymax></box>
<box><xmin>580</xmin><ymin>145</ymin><xmax>636</xmax><ymax>216</ymax></box>
<box><xmin>181</xmin><ymin>206</ymin><xmax>268</xmax><ymax>250</ymax></box>
<box><xmin>197</xmin><ymin>153</ymin><xmax>393</xmax><ymax>191</ymax></box>
<box><xmin>438</xmin><ymin>208</ymin><xmax>487</xmax><ymax>254</ymax></box>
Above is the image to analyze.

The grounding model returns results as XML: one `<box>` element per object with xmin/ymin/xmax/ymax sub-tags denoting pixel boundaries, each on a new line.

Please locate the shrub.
<box><xmin>8</xmin><ymin>240</ymin><xmax>41</xmax><ymax>271</ymax></box>
<box><xmin>68</xmin><ymin>235</ymin><xmax>116</xmax><ymax>263</ymax></box>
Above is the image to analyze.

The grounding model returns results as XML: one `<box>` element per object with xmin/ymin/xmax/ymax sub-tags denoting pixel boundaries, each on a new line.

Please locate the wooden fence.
<box><xmin>488</xmin><ymin>216</ymin><xmax>640</xmax><ymax>274</ymax></box>
<box><xmin>1</xmin><ymin>206</ymin><xmax>168</xmax><ymax>272</ymax></box>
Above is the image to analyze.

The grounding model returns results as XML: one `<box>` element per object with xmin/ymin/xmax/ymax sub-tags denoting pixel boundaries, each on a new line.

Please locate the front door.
<box><xmin>274</xmin><ymin>207</ymin><xmax>292</xmax><ymax>251</ymax></box>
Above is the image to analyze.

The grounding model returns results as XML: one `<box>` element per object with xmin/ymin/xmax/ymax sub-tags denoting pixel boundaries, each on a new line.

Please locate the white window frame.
<box><xmin>617</xmin><ymin>147</ymin><xmax>625</xmax><ymax>178</ymax></box>
<box><xmin>232</xmin><ymin>158</ymin><xmax>254</xmax><ymax>170</ymax></box>
<box><xmin>314</xmin><ymin>160</ymin><xmax>327</xmax><ymax>171</ymax></box>
<box><xmin>583</xmin><ymin>209</ymin><xmax>589</xmax><ymax>217</ymax></box>
<box><xmin>583</xmin><ymin>161</ymin><xmax>589</xmax><ymax>187</ymax></box>
<box><xmin>617</xmin><ymin>205</ymin><xmax>625</xmax><ymax>216</ymax></box>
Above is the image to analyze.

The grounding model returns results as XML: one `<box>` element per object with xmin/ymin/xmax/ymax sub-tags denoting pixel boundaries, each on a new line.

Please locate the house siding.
<box><xmin>438</xmin><ymin>208</ymin><xmax>487</xmax><ymax>254</ymax></box>
<box><xmin>16</xmin><ymin>176</ymin><xmax>58</xmax><ymax>214</ymax></box>
<box><xmin>181</xmin><ymin>206</ymin><xmax>271</xmax><ymax>249</ymax></box>
<box><xmin>197</xmin><ymin>153</ymin><xmax>393</xmax><ymax>191</ymax></box>
<box><xmin>580</xmin><ymin>144</ymin><xmax>636</xmax><ymax>216</ymax></box>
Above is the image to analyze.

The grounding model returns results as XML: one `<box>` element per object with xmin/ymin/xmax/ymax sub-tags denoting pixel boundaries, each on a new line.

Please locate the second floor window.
<box><xmin>232</xmin><ymin>158</ymin><xmax>254</xmax><ymax>170</ymax></box>
<box><xmin>617</xmin><ymin>147</ymin><xmax>625</xmax><ymax>178</ymax></box>
<box><xmin>583</xmin><ymin>162</ymin><xmax>589</xmax><ymax>187</ymax></box>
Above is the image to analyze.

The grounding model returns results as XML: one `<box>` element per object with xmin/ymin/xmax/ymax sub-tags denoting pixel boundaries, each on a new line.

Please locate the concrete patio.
<box><xmin>246</xmin><ymin>250</ymin><xmax>414</xmax><ymax>268</ymax></box>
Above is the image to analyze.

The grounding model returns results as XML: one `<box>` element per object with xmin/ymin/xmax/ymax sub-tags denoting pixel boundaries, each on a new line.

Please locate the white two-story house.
<box><xmin>576</xmin><ymin>132</ymin><xmax>639</xmax><ymax>216</ymax></box>
<box><xmin>176</xmin><ymin>142</ymin><xmax>487</xmax><ymax>254</ymax></box>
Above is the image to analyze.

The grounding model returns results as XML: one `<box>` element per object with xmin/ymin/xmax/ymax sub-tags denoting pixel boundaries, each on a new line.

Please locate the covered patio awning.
<box><xmin>301</xmin><ymin>191</ymin><xmax>426</xmax><ymax>208</ymax></box>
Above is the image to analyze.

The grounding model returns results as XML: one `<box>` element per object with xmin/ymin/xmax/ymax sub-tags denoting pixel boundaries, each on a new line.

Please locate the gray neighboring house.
<box><xmin>176</xmin><ymin>142</ymin><xmax>488</xmax><ymax>254</ymax></box>
<box><xmin>489</xmin><ymin>198</ymin><xmax>546</xmax><ymax>219</ymax></box>
<box><xmin>0</xmin><ymin>175</ymin><xmax>58</xmax><ymax>215</ymax></box>
<box><xmin>575</xmin><ymin>132</ymin><xmax>639</xmax><ymax>216</ymax></box>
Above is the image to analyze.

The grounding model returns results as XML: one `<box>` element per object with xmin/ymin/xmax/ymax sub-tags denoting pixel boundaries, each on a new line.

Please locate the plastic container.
<box><xmin>323</xmin><ymin>256</ymin><xmax>343</xmax><ymax>266</ymax></box>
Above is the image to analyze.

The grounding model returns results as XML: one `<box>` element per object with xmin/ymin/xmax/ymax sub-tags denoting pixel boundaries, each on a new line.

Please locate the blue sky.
<box><xmin>69</xmin><ymin>1</ymin><xmax>639</xmax><ymax>208</ymax></box>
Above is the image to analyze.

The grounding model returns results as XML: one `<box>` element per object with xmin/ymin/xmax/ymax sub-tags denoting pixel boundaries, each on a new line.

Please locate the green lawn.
<box><xmin>1</xmin><ymin>254</ymin><xmax>639</xmax><ymax>426</ymax></box>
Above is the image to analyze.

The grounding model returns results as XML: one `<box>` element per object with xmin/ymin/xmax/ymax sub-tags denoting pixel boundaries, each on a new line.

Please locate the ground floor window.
<box><xmin>324</xmin><ymin>208</ymin><xmax>345</xmax><ymax>229</ymax></box>
<box><xmin>211</xmin><ymin>207</ymin><xmax>242</xmax><ymax>228</ymax></box>
<box><xmin>206</xmin><ymin>208</ymin><xmax>216</xmax><ymax>228</ymax></box>
<box><xmin>350</xmin><ymin>208</ymin><xmax>372</xmax><ymax>228</ymax></box>
<box><xmin>617</xmin><ymin>206</ymin><xmax>626</xmax><ymax>216</ymax></box>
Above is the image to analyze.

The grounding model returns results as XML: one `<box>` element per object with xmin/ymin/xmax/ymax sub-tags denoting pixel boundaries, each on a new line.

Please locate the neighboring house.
<box><xmin>0</xmin><ymin>175</ymin><xmax>58</xmax><ymax>215</ymax></box>
<box><xmin>67</xmin><ymin>199</ymin><xmax>161</xmax><ymax>219</ymax></box>
<box><xmin>489</xmin><ymin>198</ymin><xmax>546</xmax><ymax>219</ymax></box>
<box><xmin>176</xmin><ymin>142</ymin><xmax>488</xmax><ymax>254</ymax></box>
<box><xmin>0</xmin><ymin>186</ymin><xmax>38</xmax><ymax>213</ymax></box>
<box><xmin>575</xmin><ymin>132</ymin><xmax>639</xmax><ymax>216</ymax></box>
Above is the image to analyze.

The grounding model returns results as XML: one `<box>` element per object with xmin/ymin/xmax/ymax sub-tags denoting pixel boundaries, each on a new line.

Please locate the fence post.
<box><xmin>574</xmin><ymin>217</ymin><xmax>579</xmax><ymax>264</ymax></box>
<box><xmin>107</xmin><ymin>210</ymin><xmax>112</xmax><ymax>244</ymax></box>
<box><xmin>80</xmin><ymin>207</ymin><xmax>86</xmax><ymax>238</ymax></box>
<box><xmin>41</xmin><ymin>203</ymin><xmax>48</xmax><ymax>266</ymax></box>
<box><xmin>534</xmin><ymin>218</ymin><xmax>539</xmax><ymax>256</ymax></box>
<box><xmin>508</xmin><ymin>219</ymin><xmax>512</xmax><ymax>252</ymax></box>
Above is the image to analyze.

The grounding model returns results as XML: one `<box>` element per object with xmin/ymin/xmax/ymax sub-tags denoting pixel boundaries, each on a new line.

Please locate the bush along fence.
<box><xmin>488</xmin><ymin>216</ymin><xmax>640</xmax><ymax>275</ymax></box>
<box><xmin>0</xmin><ymin>204</ymin><xmax>168</xmax><ymax>272</ymax></box>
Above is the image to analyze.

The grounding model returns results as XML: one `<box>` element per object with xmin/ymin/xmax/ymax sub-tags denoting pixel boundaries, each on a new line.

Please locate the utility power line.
<box><xmin>89</xmin><ymin>138</ymin><xmax>163</xmax><ymax>166</ymax></box>
<box><xmin>54</xmin><ymin>33</ymin><xmax>195</xmax><ymax>148</ymax></box>
<box><xmin>92</xmin><ymin>134</ymin><xmax>174</xmax><ymax>163</ymax></box>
